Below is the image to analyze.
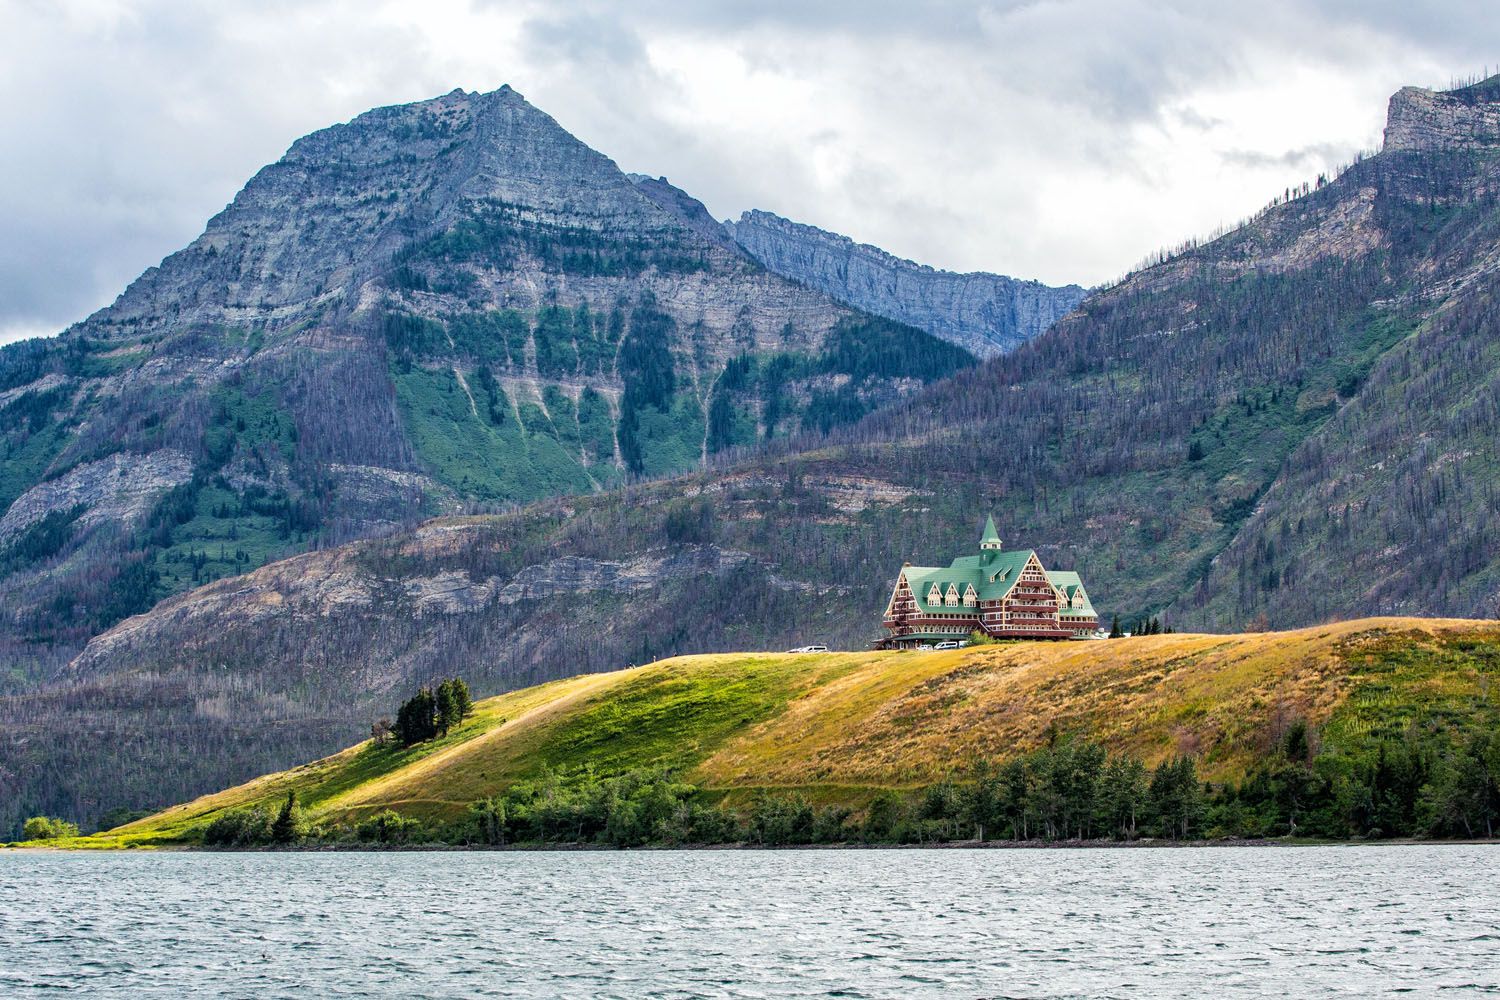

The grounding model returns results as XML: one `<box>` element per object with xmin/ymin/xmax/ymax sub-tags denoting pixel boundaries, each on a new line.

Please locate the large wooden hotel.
<box><xmin>880</xmin><ymin>516</ymin><xmax>1099</xmax><ymax>647</ymax></box>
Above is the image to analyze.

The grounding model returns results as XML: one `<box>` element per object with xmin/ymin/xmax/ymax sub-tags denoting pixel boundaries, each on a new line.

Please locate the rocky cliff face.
<box><xmin>1384</xmin><ymin>78</ymin><xmax>1500</xmax><ymax>152</ymax></box>
<box><xmin>723</xmin><ymin>210</ymin><xmax>1086</xmax><ymax>358</ymax></box>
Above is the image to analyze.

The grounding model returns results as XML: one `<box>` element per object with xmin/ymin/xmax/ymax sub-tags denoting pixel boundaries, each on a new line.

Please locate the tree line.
<box><xmin>174</xmin><ymin>716</ymin><xmax>1500</xmax><ymax>849</ymax></box>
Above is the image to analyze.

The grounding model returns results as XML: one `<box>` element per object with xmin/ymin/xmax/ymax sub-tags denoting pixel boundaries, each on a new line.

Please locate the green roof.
<box><xmin>900</xmin><ymin>559</ymin><xmax>1097</xmax><ymax>616</ymax></box>
<box><xmin>895</xmin><ymin>519</ymin><xmax>1096</xmax><ymax>618</ymax></box>
<box><xmin>900</xmin><ymin>549</ymin><xmax>1034</xmax><ymax>612</ymax></box>
<box><xmin>980</xmin><ymin>514</ymin><xmax>1001</xmax><ymax>547</ymax></box>
<box><xmin>1046</xmin><ymin>571</ymin><xmax>1096</xmax><ymax>616</ymax></box>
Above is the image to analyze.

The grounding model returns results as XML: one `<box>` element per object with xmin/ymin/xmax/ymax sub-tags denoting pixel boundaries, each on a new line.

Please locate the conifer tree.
<box><xmin>435</xmin><ymin>680</ymin><xmax>457</xmax><ymax>736</ymax></box>
<box><xmin>394</xmin><ymin>691</ymin><xmax>419</xmax><ymax>746</ymax></box>
<box><xmin>395</xmin><ymin>686</ymin><xmax>438</xmax><ymax>746</ymax></box>
<box><xmin>450</xmin><ymin>677</ymin><xmax>473</xmax><ymax>722</ymax></box>
<box><xmin>271</xmin><ymin>791</ymin><xmax>303</xmax><ymax>844</ymax></box>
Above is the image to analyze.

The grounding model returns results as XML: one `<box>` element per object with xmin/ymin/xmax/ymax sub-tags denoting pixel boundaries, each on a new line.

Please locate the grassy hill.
<box><xmin>58</xmin><ymin>616</ymin><xmax>1499</xmax><ymax>847</ymax></box>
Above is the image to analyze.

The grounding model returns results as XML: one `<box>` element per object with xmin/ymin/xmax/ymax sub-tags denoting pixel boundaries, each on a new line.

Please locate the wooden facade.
<box><xmin>880</xmin><ymin>517</ymin><xmax>1098</xmax><ymax>647</ymax></box>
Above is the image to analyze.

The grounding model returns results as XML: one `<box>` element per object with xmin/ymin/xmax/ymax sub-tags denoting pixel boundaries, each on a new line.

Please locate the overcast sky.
<box><xmin>2</xmin><ymin>0</ymin><xmax>1495</xmax><ymax>344</ymax></box>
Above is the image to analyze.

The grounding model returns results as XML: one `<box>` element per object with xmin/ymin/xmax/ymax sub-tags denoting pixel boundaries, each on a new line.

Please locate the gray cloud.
<box><xmin>1219</xmin><ymin>142</ymin><xmax>1361</xmax><ymax>171</ymax></box>
<box><xmin>2</xmin><ymin>0</ymin><xmax>1497</xmax><ymax>345</ymax></box>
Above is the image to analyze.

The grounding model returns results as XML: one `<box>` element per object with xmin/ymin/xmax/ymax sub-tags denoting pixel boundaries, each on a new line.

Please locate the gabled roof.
<box><xmin>899</xmin><ymin>549</ymin><xmax>1037</xmax><ymax>612</ymax></box>
<box><xmin>1046</xmin><ymin>570</ymin><xmax>1096</xmax><ymax>615</ymax></box>
<box><xmin>892</xmin><ymin>517</ymin><xmax>1096</xmax><ymax>618</ymax></box>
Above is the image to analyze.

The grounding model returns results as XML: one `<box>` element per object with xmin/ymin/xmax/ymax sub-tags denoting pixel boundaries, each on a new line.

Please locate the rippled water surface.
<box><xmin>3</xmin><ymin>846</ymin><xmax>1496</xmax><ymax>998</ymax></box>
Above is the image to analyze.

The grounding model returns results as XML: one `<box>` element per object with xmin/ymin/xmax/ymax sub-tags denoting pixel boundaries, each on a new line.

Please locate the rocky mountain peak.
<box><xmin>1</xmin><ymin>81</ymin><xmax>978</xmax><ymax>666</ymax></box>
<box><xmin>79</xmin><ymin>83</ymin><xmax>675</xmax><ymax>344</ymax></box>
<box><xmin>1383</xmin><ymin>77</ymin><xmax>1500</xmax><ymax>152</ymax></box>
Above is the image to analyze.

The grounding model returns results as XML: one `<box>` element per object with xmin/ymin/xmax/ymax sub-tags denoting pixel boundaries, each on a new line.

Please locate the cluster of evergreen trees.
<box><xmin>388</xmin><ymin>678</ymin><xmax>473</xmax><ymax>747</ymax></box>
<box><xmin>1107</xmin><ymin>614</ymin><xmax>1171</xmax><ymax>638</ymax></box>
<box><xmin>874</xmin><ymin>725</ymin><xmax>1499</xmax><ymax>844</ymax></box>
<box><xmin>1216</xmin><ymin>723</ymin><xmax>1500</xmax><ymax>840</ymax></box>
<box><xmin>885</xmin><ymin>740</ymin><xmax>1202</xmax><ymax>843</ymax></box>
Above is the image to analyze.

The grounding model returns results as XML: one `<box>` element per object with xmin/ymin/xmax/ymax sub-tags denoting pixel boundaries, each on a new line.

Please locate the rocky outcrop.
<box><xmin>627</xmin><ymin>174</ymin><xmax>743</xmax><ymax>251</ymax></box>
<box><xmin>66</xmin><ymin>534</ymin><xmax>767</xmax><ymax>673</ymax></box>
<box><xmin>723</xmin><ymin>210</ymin><xmax>1086</xmax><ymax>358</ymax></box>
<box><xmin>496</xmin><ymin>545</ymin><xmax>753</xmax><ymax>603</ymax></box>
<box><xmin>1384</xmin><ymin>80</ymin><xmax>1500</xmax><ymax>153</ymax></box>
<box><xmin>0</xmin><ymin>450</ymin><xmax>193</xmax><ymax>543</ymax></box>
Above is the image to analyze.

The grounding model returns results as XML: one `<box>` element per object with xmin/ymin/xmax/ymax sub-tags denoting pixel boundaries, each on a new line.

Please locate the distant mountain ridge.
<box><xmin>723</xmin><ymin>209</ymin><xmax>1086</xmax><ymax>357</ymax></box>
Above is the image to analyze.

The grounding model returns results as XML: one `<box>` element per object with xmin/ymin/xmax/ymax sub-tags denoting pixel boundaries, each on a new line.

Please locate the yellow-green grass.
<box><xmin>47</xmin><ymin>616</ymin><xmax>1500</xmax><ymax>848</ymax></box>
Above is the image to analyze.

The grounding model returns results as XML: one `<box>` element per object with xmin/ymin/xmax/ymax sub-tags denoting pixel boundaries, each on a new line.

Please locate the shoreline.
<box><xmin>9</xmin><ymin>836</ymin><xmax>1496</xmax><ymax>854</ymax></box>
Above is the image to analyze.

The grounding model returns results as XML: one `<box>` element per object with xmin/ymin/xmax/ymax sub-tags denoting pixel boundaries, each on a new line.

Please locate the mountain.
<box><xmin>9</xmin><ymin>75</ymin><xmax>1500</xmax><ymax>836</ymax></box>
<box><xmin>723</xmin><ymin>209</ymin><xmax>1086</xmax><ymax>357</ymax></box>
<box><xmin>0</xmin><ymin>86</ymin><xmax>972</xmax><ymax>658</ymax></box>
<box><xmin>70</xmin><ymin>617</ymin><xmax>1500</xmax><ymax>846</ymax></box>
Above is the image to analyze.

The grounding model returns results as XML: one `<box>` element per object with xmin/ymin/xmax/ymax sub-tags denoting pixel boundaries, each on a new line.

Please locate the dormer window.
<box><xmin>944</xmin><ymin>584</ymin><xmax>960</xmax><ymax>607</ymax></box>
<box><xmin>927</xmin><ymin>584</ymin><xmax>942</xmax><ymax>606</ymax></box>
<box><xmin>963</xmin><ymin>585</ymin><xmax>978</xmax><ymax>607</ymax></box>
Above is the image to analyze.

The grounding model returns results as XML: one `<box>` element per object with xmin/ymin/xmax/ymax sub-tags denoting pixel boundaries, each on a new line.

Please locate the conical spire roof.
<box><xmin>980</xmin><ymin>514</ymin><xmax>1001</xmax><ymax>550</ymax></box>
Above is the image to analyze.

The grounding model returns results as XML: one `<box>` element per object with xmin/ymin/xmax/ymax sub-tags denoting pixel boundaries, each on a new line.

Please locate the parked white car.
<box><xmin>933</xmin><ymin>640</ymin><xmax>963</xmax><ymax>650</ymax></box>
<box><xmin>787</xmin><ymin>644</ymin><xmax>829</xmax><ymax>653</ymax></box>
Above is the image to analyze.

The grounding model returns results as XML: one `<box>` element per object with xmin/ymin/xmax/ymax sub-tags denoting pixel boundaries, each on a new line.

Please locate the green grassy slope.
<box><xmin>54</xmin><ymin>616</ymin><xmax>1499</xmax><ymax>848</ymax></box>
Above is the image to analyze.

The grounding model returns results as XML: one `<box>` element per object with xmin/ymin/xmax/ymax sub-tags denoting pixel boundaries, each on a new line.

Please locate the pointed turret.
<box><xmin>980</xmin><ymin>514</ymin><xmax>1002</xmax><ymax>550</ymax></box>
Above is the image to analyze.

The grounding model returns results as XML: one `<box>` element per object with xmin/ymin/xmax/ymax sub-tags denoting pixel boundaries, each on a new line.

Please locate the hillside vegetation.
<box><xmin>59</xmin><ymin>617</ymin><xmax>1499</xmax><ymax>847</ymax></box>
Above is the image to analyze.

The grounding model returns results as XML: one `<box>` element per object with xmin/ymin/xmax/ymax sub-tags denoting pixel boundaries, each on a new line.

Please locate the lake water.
<box><xmin>2</xmin><ymin>845</ymin><xmax>1495</xmax><ymax>998</ymax></box>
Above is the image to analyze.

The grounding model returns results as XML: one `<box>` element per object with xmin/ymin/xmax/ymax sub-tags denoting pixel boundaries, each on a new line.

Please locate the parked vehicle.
<box><xmin>933</xmin><ymin>641</ymin><xmax>962</xmax><ymax>650</ymax></box>
<box><xmin>787</xmin><ymin>644</ymin><xmax>830</xmax><ymax>653</ymax></box>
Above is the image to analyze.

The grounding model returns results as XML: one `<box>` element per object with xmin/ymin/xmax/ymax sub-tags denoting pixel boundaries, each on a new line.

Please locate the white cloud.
<box><xmin>0</xmin><ymin>0</ymin><xmax>1494</xmax><ymax>345</ymax></box>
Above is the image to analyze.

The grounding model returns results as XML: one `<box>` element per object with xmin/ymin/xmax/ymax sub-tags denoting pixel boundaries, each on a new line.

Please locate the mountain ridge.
<box><xmin>723</xmin><ymin>208</ymin><xmax>1086</xmax><ymax>357</ymax></box>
